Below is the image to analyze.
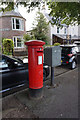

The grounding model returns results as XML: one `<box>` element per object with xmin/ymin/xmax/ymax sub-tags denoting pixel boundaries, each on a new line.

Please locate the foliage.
<box><xmin>47</xmin><ymin>2</ymin><xmax>80</xmax><ymax>27</ymax></box>
<box><xmin>0</xmin><ymin>1</ymin><xmax>40</xmax><ymax>12</ymax></box>
<box><xmin>2</xmin><ymin>38</ymin><xmax>14</xmax><ymax>55</ymax></box>
<box><xmin>23</xmin><ymin>33</ymin><xmax>36</xmax><ymax>42</ymax></box>
<box><xmin>44</xmin><ymin>42</ymin><xmax>61</xmax><ymax>48</ymax></box>
<box><xmin>32</xmin><ymin>12</ymin><xmax>49</xmax><ymax>45</ymax></box>
<box><xmin>1</xmin><ymin>2</ymin><xmax>14</xmax><ymax>12</ymax></box>
<box><xmin>43</xmin><ymin>44</ymin><xmax>54</xmax><ymax>48</ymax></box>
<box><xmin>54</xmin><ymin>42</ymin><xmax>61</xmax><ymax>46</ymax></box>
<box><xmin>1</xmin><ymin>1</ymin><xmax>80</xmax><ymax>27</ymax></box>
<box><xmin>23</xmin><ymin>34</ymin><xmax>32</xmax><ymax>41</ymax></box>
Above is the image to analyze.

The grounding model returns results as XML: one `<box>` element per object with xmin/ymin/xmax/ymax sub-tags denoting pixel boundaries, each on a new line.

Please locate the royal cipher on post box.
<box><xmin>25</xmin><ymin>40</ymin><xmax>45</xmax><ymax>92</ymax></box>
<box><xmin>44</xmin><ymin>46</ymin><xmax>61</xmax><ymax>67</ymax></box>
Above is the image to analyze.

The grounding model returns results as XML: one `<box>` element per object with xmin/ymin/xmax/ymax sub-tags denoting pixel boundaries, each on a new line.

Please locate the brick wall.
<box><xmin>0</xmin><ymin>17</ymin><xmax>2</xmax><ymax>29</ymax></box>
<box><xmin>0</xmin><ymin>16</ymin><xmax>26</xmax><ymax>39</ymax></box>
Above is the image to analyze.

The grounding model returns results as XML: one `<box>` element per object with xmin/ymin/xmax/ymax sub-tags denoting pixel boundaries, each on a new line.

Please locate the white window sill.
<box><xmin>12</xmin><ymin>29</ymin><xmax>24</xmax><ymax>31</ymax></box>
<box><xmin>14</xmin><ymin>47</ymin><xmax>25</xmax><ymax>48</ymax></box>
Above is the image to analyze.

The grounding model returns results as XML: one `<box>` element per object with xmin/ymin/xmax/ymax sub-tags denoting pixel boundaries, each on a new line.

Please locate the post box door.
<box><xmin>28</xmin><ymin>46</ymin><xmax>44</xmax><ymax>89</ymax></box>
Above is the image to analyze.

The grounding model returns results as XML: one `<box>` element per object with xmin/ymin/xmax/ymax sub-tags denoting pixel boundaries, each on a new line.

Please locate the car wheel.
<box><xmin>71</xmin><ymin>60</ymin><xmax>76</xmax><ymax>69</ymax></box>
<box><xmin>43</xmin><ymin>70</ymin><xmax>46</xmax><ymax>81</ymax></box>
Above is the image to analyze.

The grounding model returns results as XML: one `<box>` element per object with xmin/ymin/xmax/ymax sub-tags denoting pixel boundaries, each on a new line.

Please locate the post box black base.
<box><xmin>29</xmin><ymin>88</ymin><xmax>43</xmax><ymax>100</ymax></box>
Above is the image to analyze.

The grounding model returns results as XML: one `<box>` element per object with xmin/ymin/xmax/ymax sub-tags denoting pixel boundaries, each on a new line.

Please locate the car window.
<box><xmin>6</xmin><ymin>59</ymin><xmax>23</xmax><ymax>69</ymax></box>
<box><xmin>0</xmin><ymin>58</ymin><xmax>8</xmax><ymax>69</ymax></box>
<box><xmin>61</xmin><ymin>47</ymin><xmax>71</xmax><ymax>54</ymax></box>
<box><xmin>11</xmin><ymin>57</ymin><xmax>23</xmax><ymax>66</ymax></box>
<box><xmin>72</xmin><ymin>48</ymin><xmax>76</xmax><ymax>54</ymax></box>
<box><xmin>72</xmin><ymin>47</ymin><xmax>79</xmax><ymax>54</ymax></box>
<box><xmin>75</xmin><ymin>47</ymin><xmax>79</xmax><ymax>52</ymax></box>
<box><xmin>14</xmin><ymin>61</ymin><xmax>22</xmax><ymax>67</ymax></box>
<box><xmin>0</xmin><ymin>58</ymin><xmax>22</xmax><ymax>70</ymax></box>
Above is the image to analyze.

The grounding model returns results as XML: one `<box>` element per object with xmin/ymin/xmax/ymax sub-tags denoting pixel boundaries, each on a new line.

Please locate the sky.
<box><xmin>18</xmin><ymin>6</ymin><xmax>38</xmax><ymax>31</ymax></box>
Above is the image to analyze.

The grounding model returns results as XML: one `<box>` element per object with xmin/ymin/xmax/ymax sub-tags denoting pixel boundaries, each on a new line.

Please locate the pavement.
<box><xmin>1</xmin><ymin>67</ymin><xmax>79</xmax><ymax>119</ymax></box>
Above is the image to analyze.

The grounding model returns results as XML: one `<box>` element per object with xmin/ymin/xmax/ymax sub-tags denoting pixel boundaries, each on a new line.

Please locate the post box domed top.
<box><xmin>25</xmin><ymin>40</ymin><xmax>45</xmax><ymax>46</ymax></box>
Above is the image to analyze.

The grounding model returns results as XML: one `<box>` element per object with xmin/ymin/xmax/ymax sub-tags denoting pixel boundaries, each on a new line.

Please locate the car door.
<box><xmin>0</xmin><ymin>56</ymin><xmax>10</xmax><ymax>91</ymax></box>
<box><xmin>1</xmin><ymin>55</ymin><xmax>28</xmax><ymax>92</ymax></box>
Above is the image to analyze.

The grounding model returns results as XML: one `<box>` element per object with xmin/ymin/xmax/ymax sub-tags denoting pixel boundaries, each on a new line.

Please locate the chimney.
<box><xmin>14</xmin><ymin>0</ymin><xmax>19</xmax><ymax>12</ymax></box>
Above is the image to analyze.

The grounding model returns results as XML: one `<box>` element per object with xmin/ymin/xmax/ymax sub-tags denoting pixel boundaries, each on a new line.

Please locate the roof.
<box><xmin>53</xmin><ymin>34</ymin><xmax>80</xmax><ymax>40</ymax></box>
<box><xmin>53</xmin><ymin>34</ymin><xmax>67</xmax><ymax>39</ymax></box>
<box><xmin>71</xmin><ymin>35</ymin><xmax>80</xmax><ymax>40</ymax></box>
<box><xmin>0</xmin><ymin>10</ymin><xmax>26</xmax><ymax>20</ymax></box>
<box><xmin>60</xmin><ymin>44</ymin><xmax>77</xmax><ymax>47</ymax></box>
<box><xmin>44</xmin><ymin>13</ymin><xmax>53</xmax><ymax>23</ymax></box>
<box><xmin>44</xmin><ymin>13</ymin><xmax>67</xmax><ymax>27</ymax></box>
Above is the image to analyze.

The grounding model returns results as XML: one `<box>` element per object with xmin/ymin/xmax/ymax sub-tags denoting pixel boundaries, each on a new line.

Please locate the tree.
<box><xmin>47</xmin><ymin>2</ymin><xmax>80</xmax><ymax>27</ymax></box>
<box><xmin>0</xmin><ymin>1</ymin><xmax>80</xmax><ymax>26</ymax></box>
<box><xmin>23</xmin><ymin>34</ymin><xmax>32</xmax><ymax>41</ymax></box>
<box><xmin>32</xmin><ymin>12</ymin><xmax>49</xmax><ymax>44</ymax></box>
<box><xmin>2</xmin><ymin>39</ymin><xmax>14</xmax><ymax>55</ymax></box>
<box><xmin>23</xmin><ymin>33</ymin><xmax>36</xmax><ymax>42</ymax></box>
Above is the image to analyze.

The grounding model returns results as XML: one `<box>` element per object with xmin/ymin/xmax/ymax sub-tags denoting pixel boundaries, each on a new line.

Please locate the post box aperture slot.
<box><xmin>37</xmin><ymin>51</ymin><xmax>43</xmax><ymax>53</ymax></box>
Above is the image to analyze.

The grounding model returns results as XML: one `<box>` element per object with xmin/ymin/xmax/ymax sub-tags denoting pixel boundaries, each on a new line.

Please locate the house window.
<box><xmin>64</xmin><ymin>28</ymin><xmax>67</xmax><ymax>34</ymax></box>
<box><xmin>12</xmin><ymin>18</ymin><xmax>24</xmax><ymax>31</ymax></box>
<box><xmin>17</xmin><ymin>38</ymin><xmax>22</xmax><ymax>47</ymax></box>
<box><xmin>57</xmin><ymin>27</ymin><xmax>59</xmax><ymax>33</ymax></box>
<box><xmin>13</xmin><ymin>37</ymin><xmax>24</xmax><ymax>48</ymax></box>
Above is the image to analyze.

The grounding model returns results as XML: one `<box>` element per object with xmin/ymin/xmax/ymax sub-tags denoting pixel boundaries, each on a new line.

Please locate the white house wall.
<box><xmin>68</xmin><ymin>25</ymin><xmax>78</xmax><ymax>36</ymax></box>
<box><xmin>50</xmin><ymin>25</ymin><xmax>67</xmax><ymax>35</ymax></box>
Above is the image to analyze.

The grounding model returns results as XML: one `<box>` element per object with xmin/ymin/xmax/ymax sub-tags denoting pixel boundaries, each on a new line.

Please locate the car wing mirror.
<box><xmin>23</xmin><ymin>58</ymin><xmax>28</xmax><ymax>63</ymax></box>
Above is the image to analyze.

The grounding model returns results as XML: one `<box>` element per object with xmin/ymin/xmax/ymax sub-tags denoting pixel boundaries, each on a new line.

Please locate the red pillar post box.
<box><xmin>25</xmin><ymin>40</ymin><xmax>45</xmax><ymax>99</ymax></box>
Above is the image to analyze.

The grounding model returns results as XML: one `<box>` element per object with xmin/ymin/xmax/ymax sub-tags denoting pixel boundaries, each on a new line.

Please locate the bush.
<box><xmin>44</xmin><ymin>43</ymin><xmax>61</xmax><ymax>48</ymax></box>
<box><xmin>54</xmin><ymin>42</ymin><xmax>61</xmax><ymax>46</ymax></box>
<box><xmin>0</xmin><ymin>45</ymin><xmax>2</xmax><ymax>53</ymax></box>
<box><xmin>2</xmin><ymin>38</ymin><xmax>14</xmax><ymax>55</ymax></box>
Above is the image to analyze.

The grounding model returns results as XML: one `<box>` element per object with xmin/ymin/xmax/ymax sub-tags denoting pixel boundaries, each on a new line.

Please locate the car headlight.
<box><xmin>44</xmin><ymin>65</ymin><xmax>49</xmax><ymax>68</ymax></box>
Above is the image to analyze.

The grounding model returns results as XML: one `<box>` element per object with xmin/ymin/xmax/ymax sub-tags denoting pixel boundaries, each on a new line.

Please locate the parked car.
<box><xmin>60</xmin><ymin>44</ymin><xmax>79</xmax><ymax>69</ymax></box>
<box><xmin>73</xmin><ymin>41</ymin><xmax>80</xmax><ymax>52</ymax></box>
<box><xmin>0</xmin><ymin>54</ymin><xmax>50</xmax><ymax>93</ymax></box>
<box><xmin>73</xmin><ymin>41</ymin><xmax>80</xmax><ymax>45</ymax></box>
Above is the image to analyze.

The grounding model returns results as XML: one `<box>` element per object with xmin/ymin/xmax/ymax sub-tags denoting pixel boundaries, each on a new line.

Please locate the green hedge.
<box><xmin>2</xmin><ymin>38</ymin><xmax>14</xmax><ymax>55</ymax></box>
<box><xmin>54</xmin><ymin>42</ymin><xmax>61</xmax><ymax>46</ymax></box>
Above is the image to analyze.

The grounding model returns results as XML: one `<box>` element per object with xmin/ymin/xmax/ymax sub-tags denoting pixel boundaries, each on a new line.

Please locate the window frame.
<box><xmin>57</xmin><ymin>27</ymin><xmax>59</xmax><ymax>33</ymax></box>
<box><xmin>12</xmin><ymin>17</ymin><xmax>24</xmax><ymax>31</ymax></box>
<box><xmin>64</xmin><ymin>27</ymin><xmax>67</xmax><ymax>34</ymax></box>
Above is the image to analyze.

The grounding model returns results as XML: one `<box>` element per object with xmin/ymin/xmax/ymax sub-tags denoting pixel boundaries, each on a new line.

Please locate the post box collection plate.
<box><xmin>38</xmin><ymin>56</ymin><xmax>42</xmax><ymax>65</ymax></box>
